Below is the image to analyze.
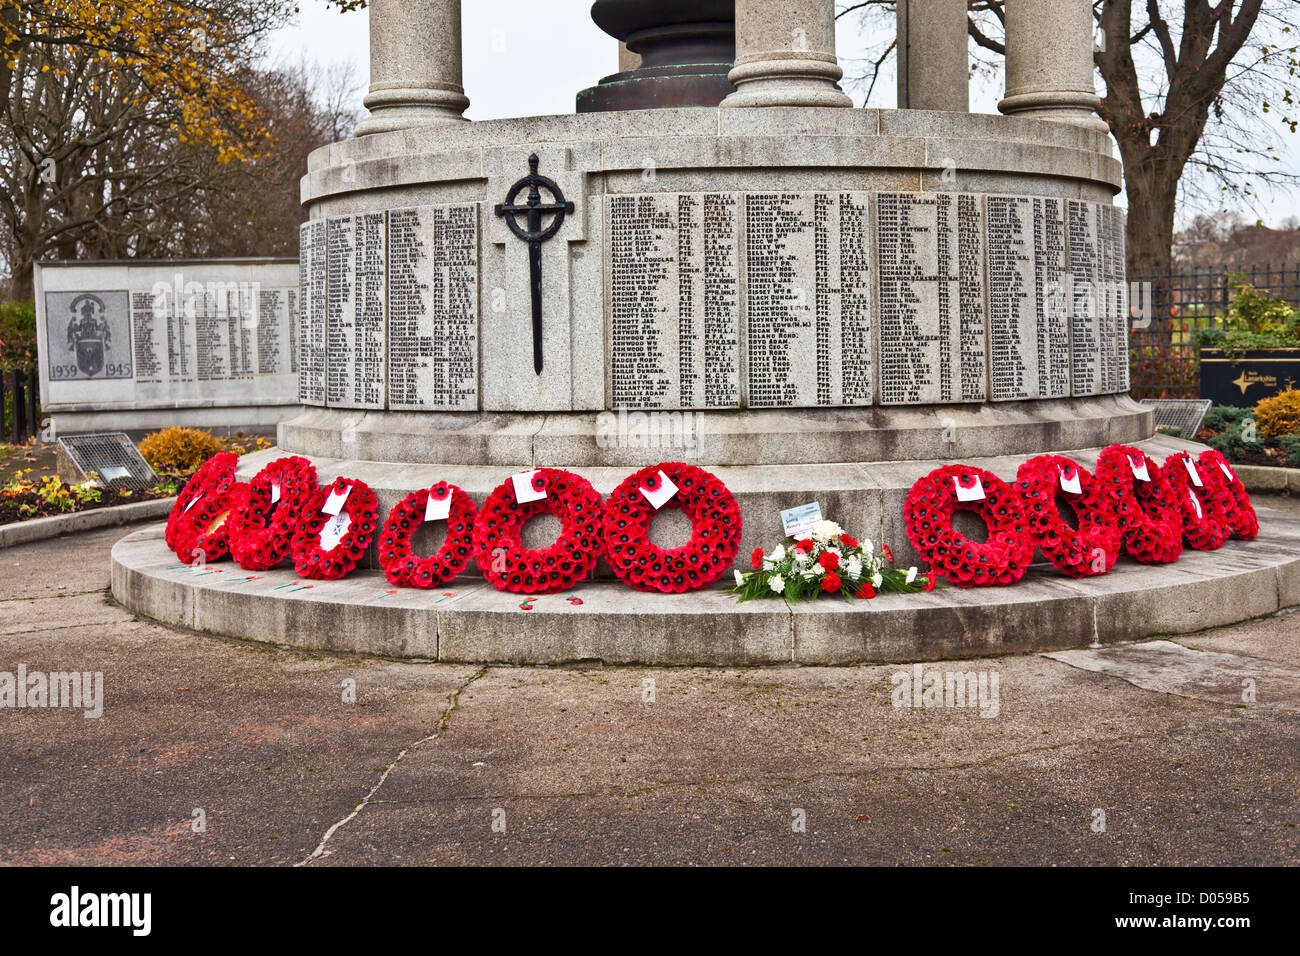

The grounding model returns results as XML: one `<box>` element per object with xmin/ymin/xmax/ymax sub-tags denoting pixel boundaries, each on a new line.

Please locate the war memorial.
<box><xmin>109</xmin><ymin>0</ymin><xmax>1300</xmax><ymax>665</ymax></box>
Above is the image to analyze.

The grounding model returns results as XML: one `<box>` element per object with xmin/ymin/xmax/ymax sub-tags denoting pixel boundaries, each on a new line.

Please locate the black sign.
<box><xmin>1199</xmin><ymin>348</ymin><xmax>1300</xmax><ymax>407</ymax></box>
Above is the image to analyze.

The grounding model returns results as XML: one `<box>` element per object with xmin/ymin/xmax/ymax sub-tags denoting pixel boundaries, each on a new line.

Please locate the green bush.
<box><xmin>1194</xmin><ymin>276</ymin><xmax>1300</xmax><ymax>357</ymax></box>
<box><xmin>1203</xmin><ymin>405</ymin><xmax>1251</xmax><ymax>432</ymax></box>
<box><xmin>1206</xmin><ymin>420</ymin><xmax>1266</xmax><ymax>460</ymax></box>
<box><xmin>1279</xmin><ymin>433</ymin><xmax>1300</xmax><ymax>467</ymax></box>
<box><xmin>0</xmin><ymin>300</ymin><xmax>37</xmax><ymax>369</ymax></box>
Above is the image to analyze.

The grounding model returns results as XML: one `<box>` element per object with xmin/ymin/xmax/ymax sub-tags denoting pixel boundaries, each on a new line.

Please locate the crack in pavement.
<box><xmin>295</xmin><ymin>665</ymin><xmax>489</xmax><ymax>866</ymax></box>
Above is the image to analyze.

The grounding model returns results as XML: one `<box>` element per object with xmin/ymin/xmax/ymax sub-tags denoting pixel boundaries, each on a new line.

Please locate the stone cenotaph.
<box><xmin>111</xmin><ymin>0</ymin><xmax>1300</xmax><ymax>664</ymax></box>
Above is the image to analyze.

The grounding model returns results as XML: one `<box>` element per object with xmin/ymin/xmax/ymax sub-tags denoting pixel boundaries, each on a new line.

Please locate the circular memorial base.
<box><xmin>109</xmin><ymin>437</ymin><xmax>1300</xmax><ymax>665</ymax></box>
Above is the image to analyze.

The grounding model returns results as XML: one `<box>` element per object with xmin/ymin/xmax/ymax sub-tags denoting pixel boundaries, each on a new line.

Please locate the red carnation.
<box><xmin>796</xmin><ymin>538</ymin><xmax>814</xmax><ymax>552</ymax></box>
<box><xmin>882</xmin><ymin>543</ymin><xmax>894</xmax><ymax>563</ymax></box>
<box><xmin>818</xmin><ymin>551</ymin><xmax>839</xmax><ymax>571</ymax></box>
<box><xmin>820</xmin><ymin>571</ymin><xmax>842</xmax><ymax>593</ymax></box>
<box><xmin>751</xmin><ymin>547</ymin><xmax>765</xmax><ymax>569</ymax></box>
<box><xmin>841</xmin><ymin>534</ymin><xmax>858</xmax><ymax>549</ymax></box>
<box><xmin>855</xmin><ymin>582</ymin><xmax>875</xmax><ymax>599</ymax></box>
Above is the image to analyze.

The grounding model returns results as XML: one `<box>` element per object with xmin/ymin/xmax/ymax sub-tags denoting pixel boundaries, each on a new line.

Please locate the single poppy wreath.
<box><xmin>378</xmin><ymin>481</ymin><xmax>477</xmax><ymax>588</ymax></box>
<box><xmin>166</xmin><ymin>451</ymin><xmax>240</xmax><ymax>563</ymax></box>
<box><xmin>601</xmin><ymin>462</ymin><xmax>742</xmax><ymax>593</ymax></box>
<box><xmin>228</xmin><ymin>456</ymin><xmax>318</xmax><ymax>570</ymax></box>
<box><xmin>1015</xmin><ymin>455</ymin><xmax>1121</xmax><ymax>577</ymax></box>
<box><xmin>1161</xmin><ymin>451</ymin><xmax>1231</xmax><ymax>551</ymax></box>
<box><xmin>290</xmin><ymin>476</ymin><xmax>379</xmax><ymax>581</ymax></box>
<box><xmin>1094</xmin><ymin>444</ymin><xmax>1183</xmax><ymax>564</ymax></box>
<box><xmin>1197</xmin><ymin>449</ymin><xmax>1259</xmax><ymax>542</ymax></box>
<box><xmin>904</xmin><ymin>464</ymin><xmax>1035</xmax><ymax>588</ymax></box>
<box><xmin>472</xmin><ymin>468</ymin><xmax>603</xmax><ymax>594</ymax></box>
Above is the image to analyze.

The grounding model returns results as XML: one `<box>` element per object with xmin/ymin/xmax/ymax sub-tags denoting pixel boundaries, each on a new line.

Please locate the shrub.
<box><xmin>1253</xmin><ymin>387</ymin><xmax>1300</xmax><ymax>441</ymax></box>
<box><xmin>1279</xmin><ymin>433</ymin><xmax>1300</xmax><ymax>468</ymax></box>
<box><xmin>137</xmin><ymin>427</ymin><xmax>223</xmax><ymax>474</ymax></box>
<box><xmin>0</xmin><ymin>300</ymin><xmax>37</xmax><ymax>369</ymax></box>
<box><xmin>1205</xmin><ymin>420</ymin><xmax>1266</xmax><ymax>460</ymax></box>
<box><xmin>1202</xmin><ymin>405</ymin><xmax>1251</xmax><ymax>432</ymax></box>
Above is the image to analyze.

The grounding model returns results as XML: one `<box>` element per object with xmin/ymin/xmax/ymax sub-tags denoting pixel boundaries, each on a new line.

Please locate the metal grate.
<box><xmin>1139</xmin><ymin>398</ymin><xmax>1213</xmax><ymax>439</ymax></box>
<box><xmin>57</xmin><ymin>432</ymin><xmax>157</xmax><ymax>492</ymax></box>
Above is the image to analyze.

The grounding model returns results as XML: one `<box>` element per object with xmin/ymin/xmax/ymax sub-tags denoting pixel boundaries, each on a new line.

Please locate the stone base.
<box><xmin>276</xmin><ymin>395</ymin><xmax>1152</xmax><ymax>468</ymax></box>
<box><xmin>109</xmin><ymin>433</ymin><xmax>1300</xmax><ymax>665</ymax></box>
<box><xmin>110</xmin><ymin>504</ymin><xmax>1300</xmax><ymax>665</ymax></box>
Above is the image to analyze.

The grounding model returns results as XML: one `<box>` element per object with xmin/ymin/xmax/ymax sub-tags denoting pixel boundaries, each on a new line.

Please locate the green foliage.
<box><xmin>1203</xmin><ymin>405</ymin><xmax>1251</xmax><ymax>432</ymax></box>
<box><xmin>1156</xmin><ymin>425</ymin><xmax>1182</xmax><ymax>437</ymax></box>
<box><xmin>0</xmin><ymin>301</ymin><xmax>37</xmax><ymax>369</ymax></box>
<box><xmin>1196</xmin><ymin>277</ymin><xmax>1300</xmax><ymax>357</ymax></box>
<box><xmin>1206</xmin><ymin>420</ymin><xmax>1265</xmax><ymax>459</ymax></box>
<box><xmin>1279</xmin><ymin>433</ymin><xmax>1300</xmax><ymax>467</ymax></box>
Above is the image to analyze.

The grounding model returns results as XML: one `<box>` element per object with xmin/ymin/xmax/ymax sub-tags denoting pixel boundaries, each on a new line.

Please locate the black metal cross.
<box><xmin>494</xmin><ymin>153</ymin><xmax>574</xmax><ymax>374</ymax></box>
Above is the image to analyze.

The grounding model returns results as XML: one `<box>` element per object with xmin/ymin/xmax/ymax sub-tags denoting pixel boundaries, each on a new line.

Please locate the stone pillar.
<box><xmin>998</xmin><ymin>0</ymin><xmax>1107</xmax><ymax>131</ymax></box>
<box><xmin>896</xmin><ymin>0</ymin><xmax>968</xmax><ymax>112</ymax></box>
<box><xmin>721</xmin><ymin>0</ymin><xmax>852</xmax><ymax>108</ymax></box>
<box><xmin>355</xmin><ymin>0</ymin><xmax>469</xmax><ymax>136</ymax></box>
<box><xmin>618</xmin><ymin>41</ymin><xmax>642</xmax><ymax>73</ymax></box>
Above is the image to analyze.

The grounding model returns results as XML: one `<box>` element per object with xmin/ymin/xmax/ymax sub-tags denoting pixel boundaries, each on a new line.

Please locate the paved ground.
<box><xmin>1</xmin><ymin>500</ymin><xmax>1298</xmax><ymax>866</ymax></box>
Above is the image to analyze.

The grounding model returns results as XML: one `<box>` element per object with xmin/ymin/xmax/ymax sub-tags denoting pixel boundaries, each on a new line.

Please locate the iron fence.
<box><xmin>2</xmin><ymin>369</ymin><xmax>40</xmax><ymax>442</ymax></box>
<box><xmin>1128</xmin><ymin>263</ymin><xmax>1300</xmax><ymax>399</ymax></box>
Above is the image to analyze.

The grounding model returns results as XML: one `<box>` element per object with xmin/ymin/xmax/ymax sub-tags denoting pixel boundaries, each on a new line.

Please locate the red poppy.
<box><xmin>379</xmin><ymin>482</ymin><xmax>478</xmax><ymax>588</ymax></box>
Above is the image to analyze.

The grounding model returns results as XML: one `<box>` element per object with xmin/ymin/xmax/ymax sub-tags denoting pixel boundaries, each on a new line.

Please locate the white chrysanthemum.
<box><xmin>769</xmin><ymin>573</ymin><xmax>785</xmax><ymax>594</ymax></box>
<box><xmin>793</xmin><ymin>548</ymin><xmax>811</xmax><ymax>564</ymax></box>
<box><xmin>734</xmin><ymin>569</ymin><xmax>745</xmax><ymax>586</ymax></box>
<box><xmin>846</xmin><ymin>556</ymin><xmax>863</xmax><ymax>579</ymax></box>
<box><xmin>811</xmin><ymin>519</ymin><xmax>843</xmax><ymax>542</ymax></box>
<box><xmin>862</xmin><ymin>538</ymin><xmax>874</xmax><ymax>555</ymax></box>
<box><xmin>770</xmin><ymin>544</ymin><xmax>786</xmax><ymax>563</ymax></box>
<box><xmin>872</xmin><ymin>571</ymin><xmax>883</xmax><ymax>587</ymax></box>
<box><xmin>905</xmin><ymin>566</ymin><xmax>917</xmax><ymax>584</ymax></box>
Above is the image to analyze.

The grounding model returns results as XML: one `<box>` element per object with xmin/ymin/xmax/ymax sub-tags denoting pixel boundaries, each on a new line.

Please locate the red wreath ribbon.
<box><xmin>904</xmin><ymin>464</ymin><xmax>1034</xmax><ymax>587</ymax></box>
<box><xmin>472</xmin><ymin>468</ymin><xmax>603</xmax><ymax>594</ymax></box>
<box><xmin>1094</xmin><ymin>444</ymin><xmax>1183</xmax><ymax>564</ymax></box>
<box><xmin>601</xmin><ymin>462</ymin><xmax>742</xmax><ymax>593</ymax></box>
<box><xmin>1196</xmin><ymin>449</ymin><xmax>1259</xmax><ymax>541</ymax></box>
<box><xmin>228</xmin><ymin>456</ymin><xmax>318</xmax><ymax>570</ymax></box>
<box><xmin>290</xmin><ymin>476</ymin><xmax>379</xmax><ymax>580</ymax></box>
<box><xmin>1161</xmin><ymin>451</ymin><xmax>1231</xmax><ymax>551</ymax></box>
<box><xmin>166</xmin><ymin>451</ymin><xmax>240</xmax><ymax>563</ymax></box>
<box><xmin>378</xmin><ymin>481</ymin><xmax>477</xmax><ymax>588</ymax></box>
<box><xmin>1015</xmin><ymin>455</ymin><xmax>1121</xmax><ymax>577</ymax></box>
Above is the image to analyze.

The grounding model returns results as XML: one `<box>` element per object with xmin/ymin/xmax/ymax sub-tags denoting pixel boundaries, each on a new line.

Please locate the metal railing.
<box><xmin>2</xmin><ymin>369</ymin><xmax>40</xmax><ymax>442</ymax></box>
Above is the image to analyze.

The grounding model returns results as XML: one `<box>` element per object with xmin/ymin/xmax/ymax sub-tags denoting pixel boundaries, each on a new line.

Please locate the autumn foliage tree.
<box><xmin>0</xmin><ymin>0</ymin><xmax>297</xmax><ymax>299</ymax></box>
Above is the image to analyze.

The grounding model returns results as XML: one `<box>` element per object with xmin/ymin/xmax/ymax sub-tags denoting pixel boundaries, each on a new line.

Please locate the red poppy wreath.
<box><xmin>1161</xmin><ymin>451</ymin><xmax>1231</xmax><ymax>551</ymax></box>
<box><xmin>290</xmin><ymin>476</ymin><xmax>379</xmax><ymax>580</ymax></box>
<box><xmin>472</xmin><ymin>468</ymin><xmax>603</xmax><ymax>594</ymax></box>
<box><xmin>166</xmin><ymin>451</ymin><xmax>240</xmax><ymax>563</ymax></box>
<box><xmin>228</xmin><ymin>456</ymin><xmax>318</xmax><ymax>570</ymax></box>
<box><xmin>1197</xmin><ymin>448</ymin><xmax>1260</xmax><ymax>541</ymax></box>
<box><xmin>1094</xmin><ymin>444</ymin><xmax>1183</xmax><ymax>564</ymax></box>
<box><xmin>1015</xmin><ymin>455</ymin><xmax>1121</xmax><ymax>577</ymax></box>
<box><xmin>904</xmin><ymin>464</ymin><xmax>1035</xmax><ymax>587</ymax></box>
<box><xmin>601</xmin><ymin>462</ymin><xmax>742</xmax><ymax>593</ymax></box>
<box><xmin>378</xmin><ymin>481</ymin><xmax>477</xmax><ymax>588</ymax></box>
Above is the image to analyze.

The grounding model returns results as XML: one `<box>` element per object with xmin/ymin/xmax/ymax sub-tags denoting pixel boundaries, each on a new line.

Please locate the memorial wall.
<box><xmin>36</xmin><ymin>260</ymin><xmax>300</xmax><ymax>421</ymax></box>
<box><xmin>297</xmin><ymin>191</ymin><xmax>1129</xmax><ymax>413</ymax></box>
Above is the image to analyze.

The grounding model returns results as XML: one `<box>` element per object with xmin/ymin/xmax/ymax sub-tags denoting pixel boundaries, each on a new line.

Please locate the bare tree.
<box><xmin>837</xmin><ymin>1</ymin><xmax>1300</xmax><ymax>283</ymax></box>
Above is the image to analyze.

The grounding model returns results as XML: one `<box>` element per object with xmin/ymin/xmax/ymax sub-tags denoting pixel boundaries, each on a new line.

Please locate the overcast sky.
<box><xmin>267</xmin><ymin>0</ymin><xmax>1300</xmax><ymax>226</ymax></box>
